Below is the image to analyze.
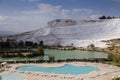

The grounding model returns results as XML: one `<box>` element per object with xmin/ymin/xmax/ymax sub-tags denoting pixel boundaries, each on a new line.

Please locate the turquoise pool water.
<box><xmin>16</xmin><ymin>64</ymin><xmax>99</xmax><ymax>75</ymax></box>
<box><xmin>0</xmin><ymin>73</ymin><xmax>25</xmax><ymax>80</ymax></box>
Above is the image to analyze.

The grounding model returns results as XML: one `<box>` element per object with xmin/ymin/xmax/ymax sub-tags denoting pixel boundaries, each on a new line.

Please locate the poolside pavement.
<box><xmin>0</xmin><ymin>62</ymin><xmax>120</xmax><ymax>80</ymax></box>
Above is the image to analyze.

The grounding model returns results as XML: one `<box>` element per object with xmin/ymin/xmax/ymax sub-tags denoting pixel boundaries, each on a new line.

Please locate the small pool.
<box><xmin>0</xmin><ymin>73</ymin><xmax>25</xmax><ymax>80</ymax></box>
<box><xmin>16</xmin><ymin>64</ymin><xmax>99</xmax><ymax>75</ymax></box>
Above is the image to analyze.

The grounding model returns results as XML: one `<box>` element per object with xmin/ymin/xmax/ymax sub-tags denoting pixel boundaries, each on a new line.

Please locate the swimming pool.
<box><xmin>0</xmin><ymin>73</ymin><xmax>25</xmax><ymax>80</ymax></box>
<box><xmin>16</xmin><ymin>64</ymin><xmax>99</xmax><ymax>75</ymax></box>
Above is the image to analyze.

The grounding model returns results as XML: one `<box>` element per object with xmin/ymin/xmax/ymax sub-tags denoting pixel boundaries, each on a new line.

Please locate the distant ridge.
<box><xmin>0</xmin><ymin>30</ymin><xmax>18</xmax><ymax>36</ymax></box>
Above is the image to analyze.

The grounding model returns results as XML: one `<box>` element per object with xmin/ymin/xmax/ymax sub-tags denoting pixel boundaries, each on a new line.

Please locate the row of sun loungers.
<box><xmin>30</xmin><ymin>72</ymin><xmax>75</xmax><ymax>79</ymax></box>
<box><xmin>89</xmin><ymin>69</ymin><xmax>120</xmax><ymax>79</ymax></box>
<box><xmin>22</xmin><ymin>71</ymin><xmax>84</xmax><ymax>80</ymax></box>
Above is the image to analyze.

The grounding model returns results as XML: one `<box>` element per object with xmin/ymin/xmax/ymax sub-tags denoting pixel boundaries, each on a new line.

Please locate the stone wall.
<box><xmin>48</xmin><ymin>19</ymin><xmax>76</xmax><ymax>27</ymax></box>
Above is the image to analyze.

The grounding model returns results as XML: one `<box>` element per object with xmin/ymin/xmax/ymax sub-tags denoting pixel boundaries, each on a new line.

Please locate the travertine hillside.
<box><xmin>1</xmin><ymin>19</ymin><xmax>120</xmax><ymax>48</ymax></box>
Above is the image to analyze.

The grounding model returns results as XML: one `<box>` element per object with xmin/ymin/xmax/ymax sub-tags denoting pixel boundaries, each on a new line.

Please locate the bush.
<box><xmin>108</xmin><ymin>53</ymin><xmax>114</xmax><ymax>61</ymax></box>
<box><xmin>113</xmin><ymin>54</ymin><xmax>120</xmax><ymax>63</ymax></box>
<box><xmin>113</xmin><ymin>77</ymin><xmax>120</xmax><ymax>80</ymax></box>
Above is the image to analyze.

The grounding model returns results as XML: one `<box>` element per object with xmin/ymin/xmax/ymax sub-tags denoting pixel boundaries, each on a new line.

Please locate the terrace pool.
<box><xmin>0</xmin><ymin>73</ymin><xmax>25</xmax><ymax>80</ymax></box>
<box><xmin>16</xmin><ymin>64</ymin><xmax>99</xmax><ymax>75</ymax></box>
<box><xmin>0</xmin><ymin>49</ymin><xmax>108</xmax><ymax>62</ymax></box>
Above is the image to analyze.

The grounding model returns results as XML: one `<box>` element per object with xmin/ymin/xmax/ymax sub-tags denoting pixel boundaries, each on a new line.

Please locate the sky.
<box><xmin>0</xmin><ymin>0</ymin><xmax>120</xmax><ymax>33</ymax></box>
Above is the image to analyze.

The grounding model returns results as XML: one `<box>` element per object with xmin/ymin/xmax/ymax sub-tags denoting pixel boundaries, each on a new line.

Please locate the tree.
<box><xmin>49</xmin><ymin>55</ymin><xmax>55</xmax><ymax>62</ymax></box>
<box><xmin>36</xmin><ymin>46</ymin><xmax>44</xmax><ymax>56</ymax></box>
<box><xmin>87</xmin><ymin>44</ymin><xmax>95</xmax><ymax>49</ymax></box>
<box><xmin>56</xmin><ymin>19</ymin><xmax>60</xmax><ymax>22</ymax></box>
<box><xmin>0</xmin><ymin>42</ymin><xmax>3</xmax><ymax>48</ymax></box>
<box><xmin>25</xmin><ymin>41</ymin><xmax>33</xmax><ymax>47</ymax></box>
<box><xmin>39</xmin><ymin>41</ymin><xmax>44</xmax><ymax>47</ymax></box>
<box><xmin>18</xmin><ymin>41</ymin><xmax>24</xmax><ymax>47</ymax></box>
<box><xmin>87</xmin><ymin>44</ymin><xmax>95</xmax><ymax>51</ymax></box>
<box><xmin>99</xmin><ymin>16</ymin><xmax>107</xmax><ymax>19</ymax></box>
<box><xmin>107</xmin><ymin>16</ymin><xmax>112</xmax><ymax>19</ymax></box>
<box><xmin>34</xmin><ymin>42</ymin><xmax>38</xmax><ymax>46</ymax></box>
<box><xmin>27</xmin><ymin>46</ymin><xmax>32</xmax><ymax>53</ymax></box>
<box><xmin>4</xmin><ymin>41</ymin><xmax>11</xmax><ymax>48</ymax></box>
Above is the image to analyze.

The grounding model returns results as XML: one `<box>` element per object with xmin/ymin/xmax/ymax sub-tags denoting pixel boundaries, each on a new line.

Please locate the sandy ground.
<box><xmin>0</xmin><ymin>62</ymin><xmax>120</xmax><ymax>80</ymax></box>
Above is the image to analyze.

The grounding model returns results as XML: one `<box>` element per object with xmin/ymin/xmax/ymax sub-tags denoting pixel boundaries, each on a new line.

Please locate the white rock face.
<box><xmin>2</xmin><ymin>19</ymin><xmax>120</xmax><ymax>48</ymax></box>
